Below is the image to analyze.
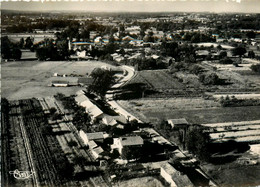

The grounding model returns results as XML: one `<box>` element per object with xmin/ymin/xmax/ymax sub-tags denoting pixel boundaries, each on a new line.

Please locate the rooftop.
<box><xmin>86</xmin><ymin>132</ymin><xmax>104</xmax><ymax>140</ymax></box>
<box><xmin>120</xmin><ymin>136</ymin><xmax>144</xmax><ymax>146</ymax></box>
<box><xmin>161</xmin><ymin>162</ymin><xmax>194</xmax><ymax>187</ymax></box>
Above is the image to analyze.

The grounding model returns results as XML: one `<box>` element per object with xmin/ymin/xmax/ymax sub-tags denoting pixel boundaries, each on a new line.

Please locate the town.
<box><xmin>1</xmin><ymin>7</ymin><xmax>260</xmax><ymax>187</ymax></box>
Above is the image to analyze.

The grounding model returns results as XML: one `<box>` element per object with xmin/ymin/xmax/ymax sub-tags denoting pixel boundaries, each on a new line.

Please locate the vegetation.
<box><xmin>199</xmin><ymin>73</ymin><xmax>222</xmax><ymax>85</ymax></box>
<box><xmin>89</xmin><ymin>68</ymin><xmax>115</xmax><ymax>97</ymax></box>
<box><xmin>185</xmin><ymin>126</ymin><xmax>211</xmax><ymax>162</ymax></box>
<box><xmin>1</xmin><ymin>36</ymin><xmax>22</xmax><ymax>60</ymax></box>
<box><xmin>251</xmin><ymin>64</ymin><xmax>260</xmax><ymax>74</ymax></box>
<box><xmin>220</xmin><ymin>95</ymin><xmax>260</xmax><ymax>107</ymax></box>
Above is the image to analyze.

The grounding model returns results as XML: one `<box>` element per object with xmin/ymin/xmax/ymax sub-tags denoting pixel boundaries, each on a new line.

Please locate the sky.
<box><xmin>1</xmin><ymin>0</ymin><xmax>260</xmax><ymax>13</ymax></box>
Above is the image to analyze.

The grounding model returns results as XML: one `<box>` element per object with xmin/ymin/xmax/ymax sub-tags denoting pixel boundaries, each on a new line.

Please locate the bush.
<box><xmin>219</xmin><ymin>57</ymin><xmax>233</xmax><ymax>64</ymax></box>
<box><xmin>251</xmin><ymin>64</ymin><xmax>260</xmax><ymax>74</ymax></box>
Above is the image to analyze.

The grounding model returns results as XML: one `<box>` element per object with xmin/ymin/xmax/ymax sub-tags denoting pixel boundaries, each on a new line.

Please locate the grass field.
<box><xmin>1</xmin><ymin>60</ymin><xmax>116</xmax><ymax>100</ymax></box>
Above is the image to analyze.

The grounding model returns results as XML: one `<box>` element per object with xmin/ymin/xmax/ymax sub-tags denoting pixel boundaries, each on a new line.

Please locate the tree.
<box><xmin>248</xmin><ymin>51</ymin><xmax>255</xmax><ymax>59</ymax></box>
<box><xmin>121</xmin><ymin>146</ymin><xmax>142</xmax><ymax>161</ymax></box>
<box><xmin>11</xmin><ymin>47</ymin><xmax>22</xmax><ymax>60</ymax></box>
<box><xmin>232</xmin><ymin>45</ymin><xmax>247</xmax><ymax>58</ymax></box>
<box><xmin>25</xmin><ymin>37</ymin><xmax>33</xmax><ymax>49</ymax></box>
<box><xmin>219</xmin><ymin>51</ymin><xmax>227</xmax><ymax>59</ymax></box>
<box><xmin>246</xmin><ymin>31</ymin><xmax>256</xmax><ymax>39</ymax></box>
<box><xmin>185</xmin><ymin>126</ymin><xmax>210</xmax><ymax>162</ymax></box>
<box><xmin>199</xmin><ymin>73</ymin><xmax>221</xmax><ymax>85</ymax></box>
<box><xmin>219</xmin><ymin>57</ymin><xmax>233</xmax><ymax>64</ymax></box>
<box><xmin>89</xmin><ymin>68</ymin><xmax>115</xmax><ymax>96</ymax></box>
<box><xmin>19</xmin><ymin>38</ymin><xmax>24</xmax><ymax>48</ymax></box>
<box><xmin>1</xmin><ymin>36</ymin><xmax>12</xmax><ymax>60</ymax></box>
<box><xmin>251</xmin><ymin>64</ymin><xmax>260</xmax><ymax>74</ymax></box>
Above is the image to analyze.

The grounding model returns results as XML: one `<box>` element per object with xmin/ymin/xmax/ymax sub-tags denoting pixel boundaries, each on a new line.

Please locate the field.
<box><xmin>1</xmin><ymin>60</ymin><xmax>117</xmax><ymax>100</ymax></box>
<box><xmin>118</xmin><ymin>99</ymin><xmax>260</xmax><ymax>124</ymax></box>
<box><xmin>126</xmin><ymin>70</ymin><xmax>184</xmax><ymax>90</ymax></box>
<box><xmin>202</xmin><ymin>120</ymin><xmax>260</xmax><ymax>143</ymax></box>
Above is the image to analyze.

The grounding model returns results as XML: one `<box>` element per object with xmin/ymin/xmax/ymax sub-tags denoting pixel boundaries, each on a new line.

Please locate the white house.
<box><xmin>112</xmin><ymin>136</ymin><xmax>144</xmax><ymax>154</ymax></box>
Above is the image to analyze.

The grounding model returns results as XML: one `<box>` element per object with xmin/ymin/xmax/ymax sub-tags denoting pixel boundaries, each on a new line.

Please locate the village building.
<box><xmin>160</xmin><ymin>162</ymin><xmax>194</xmax><ymax>187</ymax></box>
<box><xmin>79</xmin><ymin>131</ymin><xmax>105</xmax><ymax>145</ymax></box>
<box><xmin>102</xmin><ymin>115</ymin><xmax>127</xmax><ymax>126</ymax></box>
<box><xmin>77</xmin><ymin>77</ymin><xmax>93</xmax><ymax>87</ymax></box>
<box><xmin>167</xmin><ymin>118</ymin><xmax>189</xmax><ymax>129</ymax></box>
<box><xmin>91</xmin><ymin>146</ymin><xmax>104</xmax><ymax>160</ymax></box>
<box><xmin>112</xmin><ymin>136</ymin><xmax>144</xmax><ymax>154</ymax></box>
<box><xmin>75</xmin><ymin>94</ymin><xmax>104</xmax><ymax>121</ymax></box>
<box><xmin>51</xmin><ymin>80</ymin><xmax>69</xmax><ymax>87</ymax></box>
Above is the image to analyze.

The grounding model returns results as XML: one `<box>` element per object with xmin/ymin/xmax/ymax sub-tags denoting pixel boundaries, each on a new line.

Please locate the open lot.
<box><xmin>1</xmin><ymin>60</ymin><xmax>117</xmax><ymax>100</ymax></box>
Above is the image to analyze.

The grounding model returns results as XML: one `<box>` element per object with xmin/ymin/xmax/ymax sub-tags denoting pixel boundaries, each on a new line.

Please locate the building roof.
<box><xmin>87</xmin><ymin>105</ymin><xmax>103</xmax><ymax>118</ymax></box>
<box><xmin>88</xmin><ymin>140</ymin><xmax>98</xmax><ymax>149</ymax></box>
<box><xmin>86</xmin><ymin>132</ymin><xmax>104</xmax><ymax>141</ymax></box>
<box><xmin>102</xmin><ymin>115</ymin><xmax>118</xmax><ymax>126</ymax></box>
<box><xmin>75</xmin><ymin>94</ymin><xmax>103</xmax><ymax>118</ymax></box>
<box><xmin>120</xmin><ymin>136</ymin><xmax>144</xmax><ymax>146</ymax></box>
<box><xmin>161</xmin><ymin>162</ymin><xmax>194</xmax><ymax>187</ymax></box>
<box><xmin>76</xmin><ymin>90</ymin><xmax>86</xmax><ymax>96</ymax></box>
<box><xmin>168</xmin><ymin>118</ymin><xmax>189</xmax><ymax>125</ymax></box>
<box><xmin>75</xmin><ymin>94</ymin><xmax>89</xmax><ymax>104</ymax></box>
<box><xmin>92</xmin><ymin>146</ymin><xmax>104</xmax><ymax>155</ymax></box>
<box><xmin>51</xmin><ymin>80</ymin><xmax>69</xmax><ymax>84</ymax></box>
<box><xmin>78</xmin><ymin>77</ymin><xmax>93</xmax><ymax>85</ymax></box>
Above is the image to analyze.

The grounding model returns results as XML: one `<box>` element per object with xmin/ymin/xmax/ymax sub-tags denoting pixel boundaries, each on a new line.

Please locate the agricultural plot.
<box><xmin>118</xmin><ymin>99</ymin><xmax>260</xmax><ymax>124</ymax></box>
<box><xmin>126</xmin><ymin>70</ymin><xmax>184</xmax><ymax>90</ymax></box>
<box><xmin>202</xmin><ymin>120</ymin><xmax>260</xmax><ymax>143</ymax></box>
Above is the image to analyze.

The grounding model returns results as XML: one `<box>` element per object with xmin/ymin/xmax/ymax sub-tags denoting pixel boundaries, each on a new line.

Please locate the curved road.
<box><xmin>105</xmin><ymin>65</ymin><xmax>143</xmax><ymax>123</ymax></box>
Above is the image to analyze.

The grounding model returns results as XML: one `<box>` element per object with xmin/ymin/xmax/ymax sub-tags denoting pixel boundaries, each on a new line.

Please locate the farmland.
<box><xmin>118</xmin><ymin>98</ymin><xmax>260</xmax><ymax>124</ymax></box>
<box><xmin>1</xmin><ymin>60</ymin><xmax>118</xmax><ymax>100</ymax></box>
<box><xmin>1</xmin><ymin>97</ymin><xmax>110</xmax><ymax>187</ymax></box>
<box><xmin>202</xmin><ymin>120</ymin><xmax>260</xmax><ymax>143</ymax></box>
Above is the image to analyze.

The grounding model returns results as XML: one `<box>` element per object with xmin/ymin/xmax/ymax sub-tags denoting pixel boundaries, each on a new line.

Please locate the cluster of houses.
<box><xmin>74</xmin><ymin>88</ymin><xmax>198</xmax><ymax>185</ymax></box>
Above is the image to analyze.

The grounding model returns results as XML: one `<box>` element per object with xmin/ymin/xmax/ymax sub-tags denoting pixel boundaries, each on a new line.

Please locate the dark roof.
<box><xmin>78</xmin><ymin>77</ymin><xmax>94</xmax><ymax>85</ymax></box>
<box><xmin>120</xmin><ymin>136</ymin><xmax>143</xmax><ymax>146</ymax></box>
<box><xmin>86</xmin><ymin>132</ymin><xmax>104</xmax><ymax>140</ymax></box>
<box><xmin>51</xmin><ymin>80</ymin><xmax>69</xmax><ymax>84</ymax></box>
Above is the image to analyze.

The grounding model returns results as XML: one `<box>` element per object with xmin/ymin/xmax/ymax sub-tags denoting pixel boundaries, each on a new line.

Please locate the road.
<box><xmin>105</xmin><ymin>65</ymin><xmax>143</xmax><ymax>123</ymax></box>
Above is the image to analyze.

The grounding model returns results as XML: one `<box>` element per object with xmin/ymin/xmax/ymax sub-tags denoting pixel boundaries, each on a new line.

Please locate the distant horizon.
<box><xmin>1</xmin><ymin>0</ymin><xmax>260</xmax><ymax>14</ymax></box>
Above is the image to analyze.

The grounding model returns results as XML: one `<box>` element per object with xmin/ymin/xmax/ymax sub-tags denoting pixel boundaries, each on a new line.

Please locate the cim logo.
<box><xmin>9</xmin><ymin>169</ymin><xmax>35</xmax><ymax>180</ymax></box>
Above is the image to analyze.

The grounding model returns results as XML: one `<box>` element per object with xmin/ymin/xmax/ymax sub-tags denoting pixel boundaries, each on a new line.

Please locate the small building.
<box><xmin>91</xmin><ymin>146</ymin><xmax>104</xmax><ymax>160</ymax></box>
<box><xmin>167</xmin><ymin>118</ymin><xmax>189</xmax><ymax>129</ymax></box>
<box><xmin>102</xmin><ymin>115</ymin><xmax>127</xmax><ymax>126</ymax></box>
<box><xmin>77</xmin><ymin>77</ymin><xmax>93</xmax><ymax>86</ymax></box>
<box><xmin>112</xmin><ymin>136</ymin><xmax>144</xmax><ymax>154</ymax></box>
<box><xmin>88</xmin><ymin>140</ymin><xmax>98</xmax><ymax>149</ymax></box>
<box><xmin>51</xmin><ymin>80</ymin><xmax>69</xmax><ymax>87</ymax></box>
<box><xmin>79</xmin><ymin>131</ymin><xmax>105</xmax><ymax>145</ymax></box>
<box><xmin>160</xmin><ymin>162</ymin><xmax>194</xmax><ymax>187</ymax></box>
